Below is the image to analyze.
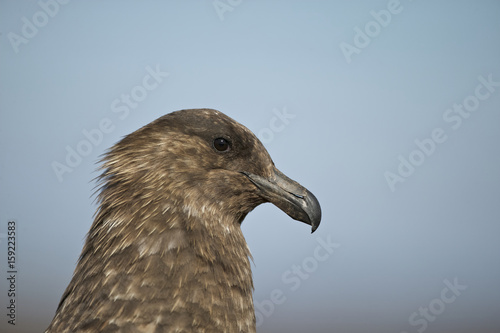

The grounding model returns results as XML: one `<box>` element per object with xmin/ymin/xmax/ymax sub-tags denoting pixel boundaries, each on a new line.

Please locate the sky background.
<box><xmin>1</xmin><ymin>1</ymin><xmax>499</xmax><ymax>332</ymax></box>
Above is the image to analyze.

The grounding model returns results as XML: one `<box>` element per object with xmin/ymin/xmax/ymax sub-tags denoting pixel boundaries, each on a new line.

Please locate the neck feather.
<box><xmin>49</xmin><ymin>200</ymin><xmax>256</xmax><ymax>333</ymax></box>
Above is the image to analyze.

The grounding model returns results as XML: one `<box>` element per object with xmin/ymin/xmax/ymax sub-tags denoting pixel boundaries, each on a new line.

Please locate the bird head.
<box><xmin>97</xmin><ymin>108</ymin><xmax>321</xmax><ymax>233</ymax></box>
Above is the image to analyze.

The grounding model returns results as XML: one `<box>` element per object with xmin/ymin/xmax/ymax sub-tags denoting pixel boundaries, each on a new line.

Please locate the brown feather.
<box><xmin>45</xmin><ymin>109</ymin><xmax>321</xmax><ymax>333</ymax></box>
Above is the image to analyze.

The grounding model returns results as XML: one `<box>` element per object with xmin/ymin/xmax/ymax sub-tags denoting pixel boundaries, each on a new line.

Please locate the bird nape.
<box><xmin>46</xmin><ymin>109</ymin><xmax>321</xmax><ymax>333</ymax></box>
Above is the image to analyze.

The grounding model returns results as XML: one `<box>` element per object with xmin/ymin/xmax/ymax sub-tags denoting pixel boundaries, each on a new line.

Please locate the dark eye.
<box><xmin>213</xmin><ymin>137</ymin><xmax>231</xmax><ymax>152</ymax></box>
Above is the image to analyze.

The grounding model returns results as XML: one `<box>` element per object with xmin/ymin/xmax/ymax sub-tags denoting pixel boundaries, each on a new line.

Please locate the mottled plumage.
<box><xmin>46</xmin><ymin>109</ymin><xmax>321</xmax><ymax>333</ymax></box>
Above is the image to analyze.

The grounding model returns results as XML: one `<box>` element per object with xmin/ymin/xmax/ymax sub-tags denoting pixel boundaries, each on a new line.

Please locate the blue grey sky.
<box><xmin>1</xmin><ymin>1</ymin><xmax>499</xmax><ymax>332</ymax></box>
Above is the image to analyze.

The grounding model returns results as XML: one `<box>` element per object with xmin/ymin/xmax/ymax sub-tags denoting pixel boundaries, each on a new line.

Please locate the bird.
<box><xmin>45</xmin><ymin>108</ymin><xmax>321</xmax><ymax>333</ymax></box>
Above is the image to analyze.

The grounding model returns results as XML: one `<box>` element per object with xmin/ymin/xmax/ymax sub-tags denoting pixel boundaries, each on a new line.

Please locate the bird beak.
<box><xmin>241</xmin><ymin>169</ymin><xmax>322</xmax><ymax>233</ymax></box>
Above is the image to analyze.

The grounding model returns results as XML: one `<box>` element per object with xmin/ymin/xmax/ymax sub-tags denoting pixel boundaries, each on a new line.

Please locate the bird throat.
<box><xmin>75</xmin><ymin>204</ymin><xmax>257</xmax><ymax>332</ymax></box>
